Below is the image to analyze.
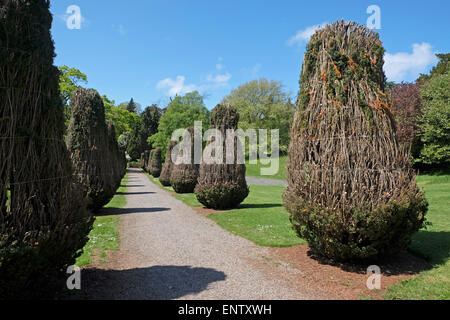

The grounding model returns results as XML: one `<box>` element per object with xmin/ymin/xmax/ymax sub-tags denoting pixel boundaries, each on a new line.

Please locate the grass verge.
<box><xmin>384</xmin><ymin>172</ymin><xmax>450</xmax><ymax>300</ymax></box>
<box><xmin>76</xmin><ymin>173</ymin><xmax>128</xmax><ymax>267</ymax></box>
<box><xmin>246</xmin><ymin>155</ymin><xmax>287</xmax><ymax>181</ymax></box>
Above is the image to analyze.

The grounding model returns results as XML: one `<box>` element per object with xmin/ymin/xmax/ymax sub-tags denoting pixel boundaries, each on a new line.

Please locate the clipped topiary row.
<box><xmin>0</xmin><ymin>0</ymin><xmax>93</xmax><ymax>299</ymax></box>
<box><xmin>284</xmin><ymin>21</ymin><xmax>428</xmax><ymax>262</ymax></box>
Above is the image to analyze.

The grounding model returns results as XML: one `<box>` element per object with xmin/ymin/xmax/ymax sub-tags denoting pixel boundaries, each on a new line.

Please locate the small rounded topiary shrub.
<box><xmin>149</xmin><ymin>147</ymin><xmax>162</xmax><ymax>177</ymax></box>
<box><xmin>170</xmin><ymin>127</ymin><xmax>199</xmax><ymax>193</ymax></box>
<box><xmin>283</xmin><ymin>21</ymin><xmax>428</xmax><ymax>262</ymax></box>
<box><xmin>159</xmin><ymin>140</ymin><xmax>178</xmax><ymax>186</ymax></box>
<box><xmin>195</xmin><ymin>104</ymin><xmax>249</xmax><ymax>209</ymax></box>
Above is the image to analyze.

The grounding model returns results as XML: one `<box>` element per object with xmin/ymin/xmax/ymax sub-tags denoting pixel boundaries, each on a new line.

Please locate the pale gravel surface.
<box><xmin>77</xmin><ymin>168</ymin><xmax>326</xmax><ymax>300</ymax></box>
<box><xmin>246</xmin><ymin>176</ymin><xmax>288</xmax><ymax>187</ymax></box>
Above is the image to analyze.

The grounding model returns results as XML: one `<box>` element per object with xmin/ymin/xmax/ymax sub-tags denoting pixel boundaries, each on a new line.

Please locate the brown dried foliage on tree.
<box><xmin>284</xmin><ymin>21</ymin><xmax>427</xmax><ymax>261</ymax></box>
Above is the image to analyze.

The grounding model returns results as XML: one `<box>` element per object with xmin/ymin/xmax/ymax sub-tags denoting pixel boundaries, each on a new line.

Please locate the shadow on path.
<box><xmin>116</xmin><ymin>191</ymin><xmax>155</xmax><ymax>196</ymax></box>
<box><xmin>64</xmin><ymin>265</ymin><xmax>227</xmax><ymax>300</ymax></box>
<box><xmin>99</xmin><ymin>207</ymin><xmax>170</xmax><ymax>216</ymax></box>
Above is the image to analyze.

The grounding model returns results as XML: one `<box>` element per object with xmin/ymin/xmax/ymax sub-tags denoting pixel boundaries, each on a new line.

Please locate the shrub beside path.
<box><xmin>75</xmin><ymin>168</ymin><xmax>328</xmax><ymax>300</ymax></box>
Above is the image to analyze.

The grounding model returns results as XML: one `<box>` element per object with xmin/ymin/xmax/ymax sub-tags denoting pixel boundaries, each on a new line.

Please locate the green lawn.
<box><xmin>208</xmin><ymin>185</ymin><xmax>305</xmax><ymax>247</ymax></box>
<box><xmin>246</xmin><ymin>155</ymin><xmax>287</xmax><ymax>180</ymax></box>
<box><xmin>76</xmin><ymin>173</ymin><xmax>128</xmax><ymax>267</ymax></box>
<box><xmin>385</xmin><ymin>172</ymin><xmax>450</xmax><ymax>300</ymax></box>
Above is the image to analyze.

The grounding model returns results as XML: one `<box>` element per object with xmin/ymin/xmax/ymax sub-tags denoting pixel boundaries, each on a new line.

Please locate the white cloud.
<box><xmin>216</xmin><ymin>63</ymin><xmax>224</xmax><ymax>71</ymax></box>
<box><xmin>206</xmin><ymin>72</ymin><xmax>231</xmax><ymax>86</ymax></box>
<box><xmin>157</xmin><ymin>76</ymin><xmax>198</xmax><ymax>96</ymax></box>
<box><xmin>287</xmin><ymin>22</ymin><xmax>328</xmax><ymax>46</ymax></box>
<box><xmin>384</xmin><ymin>43</ymin><xmax>438</xmax><ymax>82</ymax></box>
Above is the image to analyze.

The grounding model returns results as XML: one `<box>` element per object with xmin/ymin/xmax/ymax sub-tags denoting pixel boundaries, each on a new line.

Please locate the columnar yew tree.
<box><xmin>284</xmin><ymin>21</ymin><xmax>428</xmax><ymax>261</ymax></box>
<box><xmin>106</xmin><ymin>120</ymin><xmax>127</xmax><ymax>189</ymax></box>
<box><xmin>0</xmin><ymin>0</ymin><xmax>93</xmax><ymax>298</ymax></box>
<box><xmin>195</xmin><ymin>104</ymin><xmax>249</xmax><ymax>209</ymax></box>
<box><xmin>66</xmin><ymin>88</ymin><xmax>118</xmax><ymax>212</ymax></box>
<box><xmin>170</xmin><ymin>127</ymin><xmax>199</xmax><ymax>193</ymax></box>
<box><xmin>159</xmin><ymin>140</ymin><xmax>178</xmax><ymax>186</ymax></box>
<box><xmin>149</xmin><ymin>147</ymin><xmax>162</xmax><ymax>177</ymax></box>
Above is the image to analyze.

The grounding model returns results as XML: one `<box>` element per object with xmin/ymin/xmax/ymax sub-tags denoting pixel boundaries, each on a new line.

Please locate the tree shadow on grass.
<box><xmin>63</xmin><ymin>265</ymin><xmax>227</xmax><ymax>300</ymax></box>
<box><xmin>98</xmin><ymin>207</ymin><xmax>170</xmax><ymax>216</ymax></box>
<box><xmin>409</xmin><ymin>230</ymin><xmax>450</xmax><ymax>266</ymax></box>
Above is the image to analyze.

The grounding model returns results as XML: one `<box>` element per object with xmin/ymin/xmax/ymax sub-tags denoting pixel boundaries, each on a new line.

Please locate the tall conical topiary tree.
<box><xmin>159</xmin><ymin>140</ymin><xmax>178</xmax><ymax>186</ymax></box>
<box><xmin>66</xmin><ymin>88</ymin><xmax>118</xmax><ymax>212</ymax></box>
<box><xmin>106</xmin><ymin>120</ymin><xmax>127</xmax><ymax>189</ymax></box>
<box><xmin>170</xmin><ymin>127</ymin><xmax>199</xmax><ymax>193</ymax></box>
<box><xmin>195</xmin><ymin>104</ymin><xmax>249</xmax><ymax>209</ymax></box>
<box><xmin>283</xmin><ymin>21</ymin><xmax>428</xmax><ymax>261</ymax></box>
<box><xmin>0</xmin><ymin>0</ymin><xmax>93</xmax><ymax>298</ymax></box>
<box><xmin>149</xmin><ymin>147</ymin><xmax>162</xmax><ymax>177</ymax></box>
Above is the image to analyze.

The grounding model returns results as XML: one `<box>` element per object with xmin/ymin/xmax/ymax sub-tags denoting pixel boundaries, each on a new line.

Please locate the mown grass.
<box><xmin>76</xmin><ymin>173</ymin><xmax>128</xmax><ymax>267</ymax></box>
<box><xmin>246</xmin><ymin>155</ymin><xmax>287</xmax><ymax>181</ymax></box>
<box><xmin>208</xmin><ymin>185</ymin><xmax>305</xmax><ymax>247</ymax></box>
<box><xmin>384</xmin><ymin>172</ymin><xmax>450</xmax><ymax>300</ymax></box>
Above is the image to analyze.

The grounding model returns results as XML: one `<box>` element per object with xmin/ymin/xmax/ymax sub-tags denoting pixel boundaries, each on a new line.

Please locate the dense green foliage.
<box><xmin>127</xmin><ymin>97</ymin><xmax>137</xmax><ymax>113</ymax></box>
<box><xmin>102</xmin><ymin>95</ymin><xmax>140</xmax><ymax>140</ymax></box>
<box><xmin>149</xmin><ymin>91</ymin><xmax>210</xmax><ymax>159</ymax></box>
<box><xmin>195</xmin><ymin>104</ymin><xmax>249</xmax><ymax>209</ymax></box>
<box><xmin>0</xmin><ymin>0</ymin><xmax>93</xmax><ymax>299</ymax></box>
<box><xmin>222</xmin><ymin>79</ymin><xmax>295</xmax><ymax>154</ymax></box>
<box><xmin>127</xmin><ymin>105</ymin><xmax>163</xmax><ymax>160</ymax></box>
<box><xmin>418</xmin><ymin>70</ymin><xmax>450</xmax><ymax>166</ymax></box>
<box><xmin>417</xmin><ymin>53</ymin><xmax>450</xmax><ymax>83</ymax></box>
<box><xmin>58</xmin><ymin>65</ymin><xmax>87</xmax><ymax>107</ymax></box>
<box><xmin>284</xmin><ymin>21</ymin><xmax>427</xmax><ymax>261</ymax></box>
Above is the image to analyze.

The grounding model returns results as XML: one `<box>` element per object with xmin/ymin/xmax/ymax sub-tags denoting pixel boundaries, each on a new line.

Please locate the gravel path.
<box><xmin>77</xmin><ymin>168</ymin><xmax>325</xmax><ymax>300</ymax></box>
<box><xmin>246</xmin><ymin>176</ymin><xmax>288</xmax><ymax>187</ymax></box>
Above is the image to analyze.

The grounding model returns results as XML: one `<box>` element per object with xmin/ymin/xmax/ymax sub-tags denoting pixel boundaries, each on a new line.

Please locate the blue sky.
<box><xmin>50</xmin><ymin>0</ymin><xmax>449</xmax><ymax>110</ymax></box>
